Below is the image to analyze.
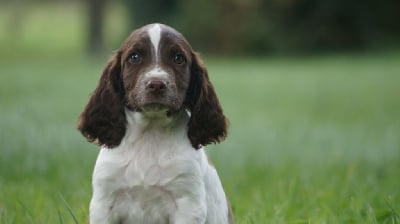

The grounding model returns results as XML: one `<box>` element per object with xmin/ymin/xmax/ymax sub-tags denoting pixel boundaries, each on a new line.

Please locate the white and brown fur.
<box><xmin>78</xmin><ymin>23</ymin><xmax>233</xmax><ymax>224</ymax></box>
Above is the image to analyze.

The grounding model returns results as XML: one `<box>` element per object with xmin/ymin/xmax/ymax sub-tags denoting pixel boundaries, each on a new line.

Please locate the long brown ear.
<box><xmin>185</xmin><ymin>52</ymin><xmax>228</xmax><ymax>149</ymax></box>
<box><xmin>77</xmin><ymin>51</ymin><xmax>126</xmax><ymax>148</ymax></box>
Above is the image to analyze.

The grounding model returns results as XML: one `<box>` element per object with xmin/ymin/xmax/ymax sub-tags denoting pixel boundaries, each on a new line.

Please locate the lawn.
<box><xmin>1</xmin><ymin>2</ymin><xmax>399</xmax><ymax>224</ymax></box>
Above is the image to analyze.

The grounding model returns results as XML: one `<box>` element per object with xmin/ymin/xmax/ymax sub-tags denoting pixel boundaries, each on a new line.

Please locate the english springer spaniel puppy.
<box><xmin>78</xmin><ymin>23</ymin><xmax>233</xmax><ymax>224</ymax></box>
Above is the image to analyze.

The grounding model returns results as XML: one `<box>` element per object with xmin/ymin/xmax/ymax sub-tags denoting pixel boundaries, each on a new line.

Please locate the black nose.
<box><xmin>146</xmin><ymin>80</ymin><xmax>167</xmax><ymax>93</ymax></box>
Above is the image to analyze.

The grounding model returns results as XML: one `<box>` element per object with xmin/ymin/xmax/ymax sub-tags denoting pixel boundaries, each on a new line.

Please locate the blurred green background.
<box><xmin>0</xmin><ymin>0</ymin><xmax>399</xmax><ymax>223</ymax></box>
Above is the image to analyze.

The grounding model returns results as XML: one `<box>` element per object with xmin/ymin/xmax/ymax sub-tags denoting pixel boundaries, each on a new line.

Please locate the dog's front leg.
<box><xmin>89</xmin><ymin>197</ymin><xmax>113</xmax><ymax>224</ymax></box>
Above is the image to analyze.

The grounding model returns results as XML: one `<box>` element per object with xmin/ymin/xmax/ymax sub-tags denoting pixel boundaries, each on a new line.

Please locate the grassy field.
<box><xmin>1</xmin><ymin>3</ymin><xmax>400</xmax><ymax>224</ymax></box>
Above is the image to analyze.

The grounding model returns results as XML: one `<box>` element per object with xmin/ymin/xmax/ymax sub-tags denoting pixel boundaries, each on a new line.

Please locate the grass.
<box><xmin>207</xmin><ymin>54</ymin><xmax>400</xmax><ymax>223</ymax></box>
<box><xmin>0</xmin><ymin>2</ymin><xmax>399</xmax><ymax>224</ymax></box>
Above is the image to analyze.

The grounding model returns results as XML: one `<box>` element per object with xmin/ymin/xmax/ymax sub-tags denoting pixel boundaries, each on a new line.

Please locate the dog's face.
<box><xmin>120</xmin><ymin>24</ymin><xmax>192</xmax><ymax>113</ymax></box>
<box><xmin>78</xmin><ymin>23</ymin><xmax>228</xmax><ymax>149</ymax></box>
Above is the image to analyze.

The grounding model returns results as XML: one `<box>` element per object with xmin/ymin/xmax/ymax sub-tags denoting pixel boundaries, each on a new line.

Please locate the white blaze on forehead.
<box><xmin>146</xmin><ymin>24</ymin><xmax>168</xmax><ymax>78</ymax></box>
<box><xmin>147</xmin><ymin>24</ymin><xmax>162</xmax><ymax>58</ymax></box>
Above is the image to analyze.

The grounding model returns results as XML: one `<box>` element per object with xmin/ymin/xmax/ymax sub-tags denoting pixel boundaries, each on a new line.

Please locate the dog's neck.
<box><xmin>121</xmin><ymin>108</ymin><xmax>190</xmax><ymax>148</ymax></box>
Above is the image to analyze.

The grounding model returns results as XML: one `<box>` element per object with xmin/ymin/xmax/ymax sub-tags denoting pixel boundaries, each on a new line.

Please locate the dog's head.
<box><xmin>78</xmin><ymin>24</ymin><xmax>227</xmax><ymax>149</ymax></box>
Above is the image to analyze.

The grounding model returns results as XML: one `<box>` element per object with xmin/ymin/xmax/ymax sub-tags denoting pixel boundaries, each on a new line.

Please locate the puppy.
<box><xmin>78</xmin><ymin>23</ymin><xmax>233</xmax><ymax>224</ymax></box>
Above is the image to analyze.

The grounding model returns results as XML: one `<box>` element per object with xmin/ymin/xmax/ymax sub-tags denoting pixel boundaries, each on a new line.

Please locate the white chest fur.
<box><xmin>89</xmin><ymin>110</ymin><xmax>223</xmax><ymax>224</ymax></box>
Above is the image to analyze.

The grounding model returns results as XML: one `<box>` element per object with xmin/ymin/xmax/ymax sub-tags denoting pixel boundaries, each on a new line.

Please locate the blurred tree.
<box><xmin>122</xmin><ymin>0</ymin><xmax>178</xmax><ymax>27</ymax></box>
<box><xmin>8</xmin><ymin>0</ymin><xmax>25</xmax><ymax>38</ymax></box>
<box><xmin>175</xmin><ymin>0</ymin><xmax>220</xmax><ymax>52</ymax></box>
<box><xmin>88</xmin><ymin>0</ymin><xmax>106</xmax><ymax>55</ymax></box>
<box><xmin>118</xmin><ymin>0</ymin><xmax>400</xmax><ymax>54</ymax></box>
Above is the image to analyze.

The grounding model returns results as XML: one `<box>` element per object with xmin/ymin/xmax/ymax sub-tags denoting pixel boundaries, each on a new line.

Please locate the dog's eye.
<box><xmin>128</xmin><ymin>52</ymin><xmax>142</xmax><ymax>63</ymax></box>
<box><xmin>173</xmin><ymin>53</ymin><xmax>186</xmax><ymax>65</ymax></box>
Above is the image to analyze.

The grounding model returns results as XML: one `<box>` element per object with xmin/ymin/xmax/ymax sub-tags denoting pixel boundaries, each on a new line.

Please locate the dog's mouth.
<box><xmin>125</xmin><ymin>92</ymin><xmax>183</xmax><ymax>117</ymax></box>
